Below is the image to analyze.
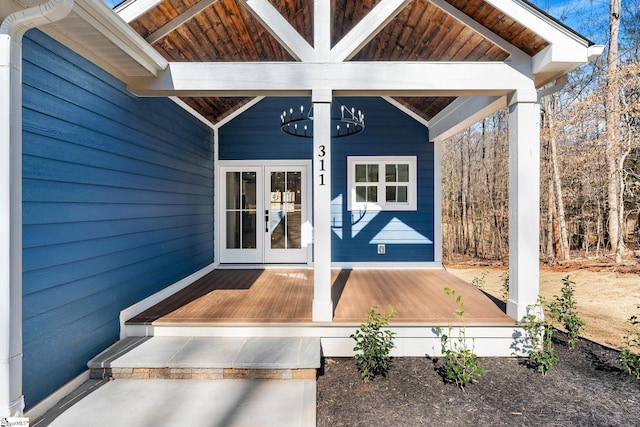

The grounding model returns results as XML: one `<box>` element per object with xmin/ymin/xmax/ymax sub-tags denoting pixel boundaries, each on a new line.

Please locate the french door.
<box><xmin>220</xmin><ymin>162</ymin><xmax>309</xmax><ymax>264</ymax></box>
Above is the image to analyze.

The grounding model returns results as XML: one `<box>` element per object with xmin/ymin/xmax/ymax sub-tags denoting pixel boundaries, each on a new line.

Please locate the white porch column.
<box><xmin>507</xmin><ymin>95</ymin><xmax>541</xmax><ymax>321</ymax></box>
<box><xmin>311</xmin><ymin>89</ymin><xmax>333</xmax><ymax>321</ymax></box>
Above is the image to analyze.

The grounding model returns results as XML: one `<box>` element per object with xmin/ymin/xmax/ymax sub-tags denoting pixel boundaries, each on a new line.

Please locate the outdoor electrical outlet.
<box><xmin>377</xmin><ymin>244</ymin><xmax>386</xmax><ymax>255</ymax></box>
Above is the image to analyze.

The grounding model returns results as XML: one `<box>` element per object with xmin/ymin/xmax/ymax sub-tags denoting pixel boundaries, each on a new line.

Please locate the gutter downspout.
<box><xmin>1</xmin><ymin>0</ymin><xmax>73</xmax><ymax>416</ymax></box>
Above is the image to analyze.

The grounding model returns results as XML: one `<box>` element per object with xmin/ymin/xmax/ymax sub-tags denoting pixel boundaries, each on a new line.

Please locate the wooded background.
<box><xmin>442</xmin><ymin>0</ymin><xmax>640</xmax><ymax>263</ymax></box>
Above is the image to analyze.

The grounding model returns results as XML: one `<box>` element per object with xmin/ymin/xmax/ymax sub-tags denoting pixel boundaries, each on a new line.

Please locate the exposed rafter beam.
<box><xmin>146</xmin><ymin>0</ymin><xmax>218</xmax><ymax>45</ymax></box>
<box><xmin>331</xmin><ymin>0</ymin><xmax>410</xmax><ymax>62</ymax></box>
<box><xmin>429</xmin><ymin>0</ymin><xmax>529</xmax><ymax>67</ymax></box>
<box><xmin>128</xmin><ymin>61</ymin><xmax>537</xmax><ymax>100</ymax></box>
<box><xmin>428</xmin><ymin>95</ymin><xmax>507</xmax><ymax>142</ymax></box>
<box><xmin>239</xmin><ymin>0</ymin><xmax>314</xmax><ymax>62</ymax></box>
<box><xmin>115</xmin><ymin>0</ymin><xmax>162</xmax><ymax>23</ymax></box>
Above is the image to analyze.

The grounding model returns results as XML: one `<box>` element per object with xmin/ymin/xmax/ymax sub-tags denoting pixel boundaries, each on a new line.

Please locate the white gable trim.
<box><xmin>240</xmin><ymin>0</ymin><xmax>314</xmax><ymax>62</ymax></box>
<box><xmin>330</xmin><ymin>0</ymin><xmax>410</xmax><ymax>62</ymax></box>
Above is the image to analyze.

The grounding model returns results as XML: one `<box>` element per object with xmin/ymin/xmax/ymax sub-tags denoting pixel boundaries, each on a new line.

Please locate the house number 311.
<box><xmin>318</xmin><ymin>144</ymin><xmax>326</xmax><ymax>186</ymax></box>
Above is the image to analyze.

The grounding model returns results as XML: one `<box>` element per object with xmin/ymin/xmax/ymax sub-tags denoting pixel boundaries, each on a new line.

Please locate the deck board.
<box><xmin>127</xmin><ymin>269</ymin><xmax>514</xmax><ymax>325</ymax></box>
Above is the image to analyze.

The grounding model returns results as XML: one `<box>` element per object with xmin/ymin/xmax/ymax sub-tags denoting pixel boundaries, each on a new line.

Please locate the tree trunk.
<box><xmin>545</xmin><ymin>95</ymin><xmax>571</xmax><ymax>260</ymax></box>
<box><xmin>605</xmin><ymin>0</ymin><xmax>623</xmax><ymax>262</ymax></box>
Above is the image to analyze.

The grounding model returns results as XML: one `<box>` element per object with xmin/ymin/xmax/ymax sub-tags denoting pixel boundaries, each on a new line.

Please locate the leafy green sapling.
<box><xmin>548</xmin><ymin>275</ymin><xmax>585</xmax><ymax>349</ymax></box>
<box><xmin>435</xmin><ymin>287</ymin><xmax>483</xmax><ymax>391</ymax></box>
<box><xmin>351</xmin><ymin>306</ymin><xmax>396</xmax><ymax>381</ymax></box>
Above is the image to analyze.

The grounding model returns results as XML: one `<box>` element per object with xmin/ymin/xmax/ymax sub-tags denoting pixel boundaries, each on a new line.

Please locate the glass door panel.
<box><xmin>220</xmin><ymin>168</ymin><xmax>262</xmax><ymax>263</ymax></box>
<box><xmin>265</xmin><ymin>167</ymin><xmax>307</xmax><ymax>263</ymax></box>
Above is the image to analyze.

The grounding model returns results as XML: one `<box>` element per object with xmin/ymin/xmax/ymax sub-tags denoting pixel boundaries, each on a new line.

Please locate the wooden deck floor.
<box><xmin>128</xmin><ymin>269</ymin><xmax>515</xmax><ymax>325</ymax></box>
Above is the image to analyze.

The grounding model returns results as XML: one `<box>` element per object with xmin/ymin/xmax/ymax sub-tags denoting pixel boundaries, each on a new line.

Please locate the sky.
<box><xmin>530</xmin><ymin>0</ymin><xmax>611</xmax><ymax>43</ymax></box>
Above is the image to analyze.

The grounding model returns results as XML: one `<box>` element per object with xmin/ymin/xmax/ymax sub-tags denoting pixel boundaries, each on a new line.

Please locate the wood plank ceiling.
<box><xmin>127</xmin><ymin>0</ymin><xmax>550</xmax><ymax>126</ymax></box>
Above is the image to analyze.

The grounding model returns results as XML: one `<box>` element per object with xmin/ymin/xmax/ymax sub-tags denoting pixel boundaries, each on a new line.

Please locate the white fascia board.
<box><xmin>128</xmin><ymin>61</ymin><xmax>538</xmax><ymax>99</ymax></box>
<box><xmin>484</xmin><ymin>0</ymin><xmax>590</xmax><ymax>52</ymax></box>
<box><xmin>330</xmin><ymin>0</ymin><xmax>410</xmax><ymax>62</ymax></box>
<box><xmin>428</xmin><ymin>95</ymin><xmax>507</xmax><ymax>143</ymax></box>
<box><xmin>532</xmin><ymin>43</ymin><xmax>604</xmax><ymax>78</ymax></box>
<box><xmin>115</xmin><ymin>0</ymin><xmax>162</xmax><ymax>23</ymax></box>
<box><xmin>74</xmin><ymin>0</ymin><xmax>167</xmax><ymax>75</ymax></box>
<box><xmin>240</xmin><ymin>0</ymin><xmax>314</xmax><ymax>62</ymax></box>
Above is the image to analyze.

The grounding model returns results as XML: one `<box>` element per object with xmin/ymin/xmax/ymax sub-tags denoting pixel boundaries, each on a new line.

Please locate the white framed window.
<box><xmin>347</xmin><ymin>156</ymin><xmax>417</xmax><ymax>211</ymax></box>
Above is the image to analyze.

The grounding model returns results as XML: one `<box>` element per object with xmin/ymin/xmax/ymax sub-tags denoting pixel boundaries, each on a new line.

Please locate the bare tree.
<box><xmin>605</xmin><ymin>0</ymin><xmax>623</xmax><ymax>262</ymax></box>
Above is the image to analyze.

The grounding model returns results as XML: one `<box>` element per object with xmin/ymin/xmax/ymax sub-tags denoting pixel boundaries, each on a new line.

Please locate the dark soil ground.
<box><xmin>316</xmin><ymin>332</ymin><xmax>640</xmax><ymax>426</ymax></box>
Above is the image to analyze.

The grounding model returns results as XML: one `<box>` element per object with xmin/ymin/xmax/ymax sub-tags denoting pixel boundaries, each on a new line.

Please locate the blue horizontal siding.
<box><xmin>330</xmin><ymin>97</ymin><xmax>434</xmax><ymax>262</ymax></box>
<box><xmin>219</xmin><ymin>97</ymin><xmax>313</xmax><ymax>160</ymax></box>
<box><xmin>21</xmin><ymin>30</ymin><xmax>215</xmax><ymax>409</ymax></box>
<box><xmin>218</xmin><ymin>96</ymin><xmax>434</xmax><ymax>263</ymax></box>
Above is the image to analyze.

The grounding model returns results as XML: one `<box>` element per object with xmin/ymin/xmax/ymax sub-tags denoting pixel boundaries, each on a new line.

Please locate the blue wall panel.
<box><xmin>21</xmin><ymin>30</ymin><xmax>214</xmax><ymax>408</ymax></box>
<box><xmin>218</xmin><ymin>97</ymin><xmax>434</xmax><ymax>263</ymax></box>
<box><xmin>219</xmin><ymin>97</ymin><xmax>313</xmax><ymax>160</ymax></box>
<box><xmin>330</xmin><ymin>98</ymin><xmax>434</xmax><ymax>263</ymax></box>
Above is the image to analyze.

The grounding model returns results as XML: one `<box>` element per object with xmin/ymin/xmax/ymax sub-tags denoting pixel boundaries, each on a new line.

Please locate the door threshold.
<box><xmin>216</xmin><ymin>263</ymin><xmax>312</xmax><ymax>270</ymax></box>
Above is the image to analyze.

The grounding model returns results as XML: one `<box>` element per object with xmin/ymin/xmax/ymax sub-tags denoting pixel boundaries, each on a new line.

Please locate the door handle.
<box><xmin>265</xmin><ymin>210</ymin><xmax>269</xmax><ymax>232</ymax></box>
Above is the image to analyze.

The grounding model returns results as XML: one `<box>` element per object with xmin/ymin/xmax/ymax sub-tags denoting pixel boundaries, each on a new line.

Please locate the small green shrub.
<box><xmin>471</xmin><ymin>270</ymin><xmax>487</xmax><ymax>290</ymax></box>
<box><xmin>500</xmin><ymin>272</ymin><xmax>509</xmax><ymax>303</ymax></box>
<box><xmin>435</xmin><ymin>288</ymin><xmax>483</xmax><ymax>391</ymax></box>
<box><xmin>548</xmin><ymin>275</ymin><xmax>585</xmax><ymax>349</ymax></box>
<box><xmin>525</xmin><ymin>296</ymin><xmax>558</xmax><ymax>375</ymax></box>
<box><xmin>351</xmin><ymin>306</ymin><xmax>396</xmax><ymax>381</ymax></box>
<box><xmin>619</xmin><ymin>305</ymin><xmax>640</xmax><ymax>379</ymax></box>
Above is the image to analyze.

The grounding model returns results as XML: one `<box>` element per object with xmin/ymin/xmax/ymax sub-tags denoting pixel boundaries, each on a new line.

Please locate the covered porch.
<box><xmin>121</xmin><ymin>268</ymin><xmax>522</xmax><ymax>358</ymax></box>
<box><xmin>127</xmin><ymin>268</ymin><xmax>513</xmax><ymax>326</ymax></box>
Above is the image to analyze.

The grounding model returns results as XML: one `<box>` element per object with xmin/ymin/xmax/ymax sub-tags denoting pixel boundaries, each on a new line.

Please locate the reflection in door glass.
<box><xmin>225</xmin><ymin>171</ymin><xmax>257</xmax><ymax>249</ymax></box>
<box><xmin>270</xmin><ymin>171</ymin><xmax>301</xmax><ymax>249</ymax></box>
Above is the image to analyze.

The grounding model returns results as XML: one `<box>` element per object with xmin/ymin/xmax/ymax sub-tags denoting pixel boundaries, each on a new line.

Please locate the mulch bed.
<box><xmin>316</xmin><ymin>332</ymin><xmax>640</xmax><ymax>426</ymax></box>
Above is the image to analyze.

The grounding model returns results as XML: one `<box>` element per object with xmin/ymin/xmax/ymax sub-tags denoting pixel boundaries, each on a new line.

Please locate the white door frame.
<box><xmin>216</xmin><ymin>160</ymin><xmax>312</xmax><ymax>266</ymax></box>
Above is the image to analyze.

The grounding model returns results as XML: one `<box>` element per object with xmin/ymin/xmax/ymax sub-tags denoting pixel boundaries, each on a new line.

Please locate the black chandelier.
<box><xmin>280</xmin><ymin>100</ymin><xmax>365</xmax><ymax>138</ymax></box>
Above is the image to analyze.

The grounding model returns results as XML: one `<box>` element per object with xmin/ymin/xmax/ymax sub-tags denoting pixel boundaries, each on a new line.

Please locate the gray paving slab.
<box><xmin>169</xmin><ymin>337</ymin><xmax>247</xmax><ymax>368</ymax></box>
<box><xmin>87</xmin><ymin>336</ymin><xmax>321</xmax><ymax>370</ymax></box>
<box><xmin>234</xmin><ymin>337</ymin><xmax>302</xmax><ymax>369</ymax></box>
<box><xmin>107</xmin><ymin>336</ymin><xmax>191</xmax><ymax>368</ymax></box>
<box><xmin>32</xmin><ymin>379</ymin><xmax>316</xmax><ymax>427</ymax></box>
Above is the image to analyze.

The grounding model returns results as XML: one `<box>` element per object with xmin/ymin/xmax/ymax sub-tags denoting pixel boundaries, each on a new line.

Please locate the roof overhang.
<box><xmin>3</xmin><ymin>0</ymin><xmax>603</xmax><ymax>137</ymax></box>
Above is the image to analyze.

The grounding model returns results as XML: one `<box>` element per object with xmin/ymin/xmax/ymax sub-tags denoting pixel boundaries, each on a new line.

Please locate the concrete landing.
<box><xmin>33</xmin><ymin>378</ymin><xmax>316</xmax><ymax>427</ymax></box>
<box><xmin>88</xmin><ymin>336</ymin><xmax>321</xmax><ymax>380</ymax></box>
<box><xmin>33</xmin><ymin>337</ymin><xmax>320</xmax><ymax>426</ymax></box>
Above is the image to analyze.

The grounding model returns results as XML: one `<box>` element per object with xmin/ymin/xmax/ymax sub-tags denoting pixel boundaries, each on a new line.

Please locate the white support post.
<box><xmin>507</xmin><ymin>97</ymin><xmax>541</xmax><ymax>321</ymax></box>
<box><xmin>312</xmin><ymin>89</ymin><xmax>333</xmax><ymax>322</ymax></box>
<box><xmin>433</xmin><ymin>139</ymin><xmax>443</xmax><ymax>265</ymax></box>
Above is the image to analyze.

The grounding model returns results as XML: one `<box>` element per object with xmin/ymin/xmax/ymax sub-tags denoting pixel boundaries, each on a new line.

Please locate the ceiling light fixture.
<box><xmin>280</xmin><ymin>100</ymin><xmax>365</xmax><ymax>138</ymax></box>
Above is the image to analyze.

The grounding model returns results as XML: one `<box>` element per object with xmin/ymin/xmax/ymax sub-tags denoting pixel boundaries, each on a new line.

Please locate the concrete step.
<box><xmin>88</xmin><ymin>336</ymin><xmax>321</xmax><ymax>380</ymax></box>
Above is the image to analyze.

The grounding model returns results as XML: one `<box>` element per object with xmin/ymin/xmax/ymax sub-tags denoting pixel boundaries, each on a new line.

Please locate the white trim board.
<box><xmin>24</xmin><ymin>370</ymin><xmax>90</xmax><ymax>423</ymax></box>
<box><xmin>119</xmin><ymin>263</ymin><xmax>216</xmax><ymax>339</ymax></box>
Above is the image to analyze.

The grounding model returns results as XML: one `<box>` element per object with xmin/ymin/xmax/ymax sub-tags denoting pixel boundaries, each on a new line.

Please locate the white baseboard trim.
<box><xmin>331</xmin><ymin>262</ymin><xmax>444</xmax><ymax>269</ymax></box>
<box><xmin>25</xmin><ymin>370</ymin><xmax>89</xmax><ymax>423</ymax></box>
<box><xmin>119</xmin><ymin>263</ymin><xmax>217</xmax><ymax>339</ymax></box>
